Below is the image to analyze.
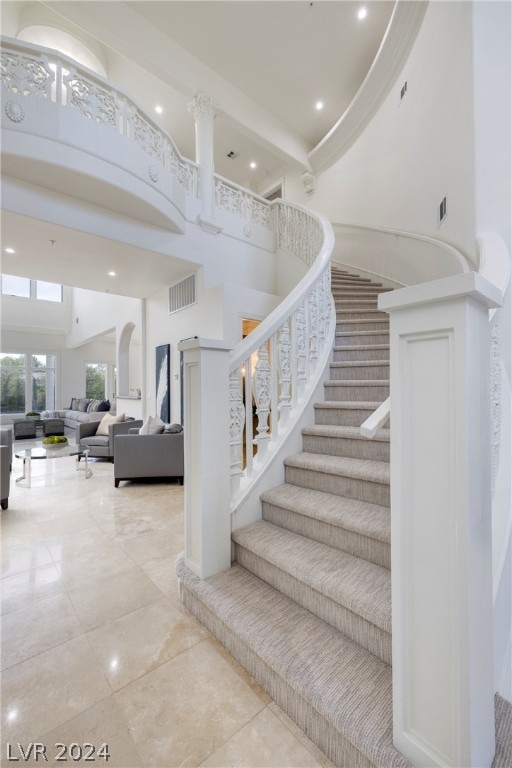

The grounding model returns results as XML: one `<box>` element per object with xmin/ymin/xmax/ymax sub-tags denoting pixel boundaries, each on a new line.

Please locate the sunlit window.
<box><xmin>1</xmin><ymin>275</ymin><xmax>30</xmax><ymax>298</ymax></box>
<box><xmin>1</xmin><ymin>275</ymin><xmax>63</xmax><ymax>303</ymax></box>
<box><xmin>36</xmin><ymin>280</ymin><xmax>62</xmax><ymax>302</ymax></box>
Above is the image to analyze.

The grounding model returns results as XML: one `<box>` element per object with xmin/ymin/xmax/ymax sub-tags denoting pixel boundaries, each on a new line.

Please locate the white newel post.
<box><xmin>380</xmin><ymin>273</ymin><xmax>502</xmax><ymax>768</ymax></box>
<box><xmin>188</xmin><ymin>92</ymin><xmax>222</xmax><ymax>234</ymax></box>
<box><xmin>179</xmin><ymin>338</ymin><xmax>231</xmax><ymax>579</ymax></box>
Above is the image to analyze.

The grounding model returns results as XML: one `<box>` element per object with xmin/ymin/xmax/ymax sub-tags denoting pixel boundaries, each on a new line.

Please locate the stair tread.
<box><xmin>336</xmin><ymin>331</ymin><xmax>390</xmax><ymax>337</ymax></box>
<box><xmin>324</xmin><ymin>379</ymin><xmax>390</xmax><ymax>385</ymax></box>
<box><xmin>315</xmin><ymin>400</ymin><xmax>383</xmax><ymax>409</ymax></box>
<box><xmin>331</xmin><ymin>360</ymin><xmax>389</xmax><ymax>368</ymax></box>
<box><xmin>233</xmin><ymin>521</ymin><xmax>391</xmax><ymax>632</ymax></box>
<box><xmin>303</xmin><ymin>424</ymin><xmax>390</xmax><ymax>442</ymax></box>
<box><xmin>336</xmin><ymin>319</ymin><xmax>389</xmax><ymax>324</ymax></box>
<box><xmin>285</xmin><ymin>452</ymin><xmax>390</xmax><ymax>485</ymax></box>
<box><xmin>334</xmin><ymin>345</ymin><xmax>389</xmax><ymax>350</ymax></box>
<box><xmin>261</xmin><ymin>483</ymin><xmax>390</xmax><ymax>543</ymax></box>
<box><xmin>177</xmin><ymin>559</ymin><xmax>408</xmax><ymax>768</ymax></box>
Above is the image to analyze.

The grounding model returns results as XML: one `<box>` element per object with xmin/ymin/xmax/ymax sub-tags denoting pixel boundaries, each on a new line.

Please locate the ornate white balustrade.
<box><xmin>215</xmin><ymin>175</ymin><xmax>273</xmax><ymax>231</ymax></box>
<box><xmin>1</xmin><ymin>37</ymin><xmax>197</xmax><ymax>195</ymax></box>
<box><xmin>229</xmin><ymin>201</ymin><xmax>333</xmax><ymax>504</ymax></box>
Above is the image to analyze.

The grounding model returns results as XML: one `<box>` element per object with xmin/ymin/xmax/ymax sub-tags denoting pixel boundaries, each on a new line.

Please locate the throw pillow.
<box><xmin>70</xmin><ymin>397</ymin><xmax>80</xmax><ymax>410</ymax></box>
<box><xmin>163</xmin><ymin>423</ymin><xmax>183</xmax><ymax>434</ymax></box>
<box><xmin>139</xmin><ymin>415</ymin><xmax>165</xmax><ymax>435</ymax></box>
<box><xmin>87</xmin><ymin>399</ymin><xmax>101</xmax><ymax>413</ymax></box>
<box><xmin>97</xmin><ymin>399</ymin><xmax>110</xmax><ymax>412</ymax></box>
<box><xmin>96</xmin><ymin>412</ymin><xmax>126</xmax><ymax>436</ymax></box>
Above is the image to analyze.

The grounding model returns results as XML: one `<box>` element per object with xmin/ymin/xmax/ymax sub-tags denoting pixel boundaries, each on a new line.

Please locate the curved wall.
<box><xmin>283</xmin><ymin>1</ymin><xmax>477</xmax><ymax>266</ymax></box>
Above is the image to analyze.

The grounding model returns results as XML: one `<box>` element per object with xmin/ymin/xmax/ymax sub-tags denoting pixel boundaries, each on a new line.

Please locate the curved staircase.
<box><xmin>178</xmin><ymin>266</ymin><xmax>408</xmax><ymax>767</ymax></box>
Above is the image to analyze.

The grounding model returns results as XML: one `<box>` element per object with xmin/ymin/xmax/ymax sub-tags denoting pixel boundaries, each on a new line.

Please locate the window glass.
<box><xmin>36</xmin><ymin>280</ymin><xmax>62</xmax><ymax>302</ymax></box>
<box><xmin>86</xmin><ymin>363</ymin><xmax>107</xmax><ymax>399</ymax></box>
<box><xmin>1</xmin><ymin>275</ymin><xmax>30</xmax><ymax>298</ymax></box>
<box><xmin>0</xmin><ymin>353</ymin><xmax>26</xmax><ymax>413</ymax></box>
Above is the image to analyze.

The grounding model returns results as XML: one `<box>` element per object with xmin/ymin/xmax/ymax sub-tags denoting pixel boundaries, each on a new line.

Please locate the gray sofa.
<box><xmin>42</xmin><ymin>400</ymin><xmax>115</xmax><ymax>431</ymax></box>
<box><xmin>114</xmin><ymin>430</ymin><xmax>184</xmax><ymax>487</ymax></box>
<box><xmin>0</xmin><ymin>426</ymin><xmax>13</xmax><ymax>471</ymax></box>
<box><xmin>76</xmin><ymin>419</ymin><xmax>143</xmax><ymax>461</ymax></box>
<box><xmin>1</xmin><ymin>445</ymin><xmax>10</xmax><ymax>509</ymax></box>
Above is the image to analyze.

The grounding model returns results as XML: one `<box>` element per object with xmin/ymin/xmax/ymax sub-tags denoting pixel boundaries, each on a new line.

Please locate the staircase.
<box><xmin>178</xmin><ymin>266</ymin><xmax>408</xmax><ymax>767</ymax></box>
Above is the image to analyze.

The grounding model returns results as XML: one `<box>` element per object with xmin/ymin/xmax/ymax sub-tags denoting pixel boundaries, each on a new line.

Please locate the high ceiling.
<box><xmin>1</xmin><ymin>0</ymin><xmax>396</xmax><ymax>298</ymax></box>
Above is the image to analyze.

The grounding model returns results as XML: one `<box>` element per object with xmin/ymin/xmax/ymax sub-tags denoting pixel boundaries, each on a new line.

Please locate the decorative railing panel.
<box><xmin>229</xmin><ymin>201</ymin><xmax>334</xmax><ymax>503</ymax></box>
<box><xmin>215</xmin><ymin>176</ymin><xmax>273</xmax><ymax>231</ymax></box>
<box><xmin>1</xmin><ymin>37</ymin><xmax>197</xmax><ymax>195</ymax></box>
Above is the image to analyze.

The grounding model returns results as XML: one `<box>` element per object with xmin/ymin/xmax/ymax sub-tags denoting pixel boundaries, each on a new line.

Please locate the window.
<box><xmin>0</xmin><ymin>354</ymin><xmax>27</xmax><ymax>413</ymax></box>
<box><xmin>1</xmin><ymin>275</ymin><xmax>30</xmax><ymax>298</ymax></box>
<box><xmin>0</xmin><ymin>353</ymin><xmax>56</xmax><ymax>414</ymax></box>
<box><xmin>86</xmin><ymin>363</ymin><xmax>107</xmax><ymax>399</ymax></box>
<box><xmin>0</xmin><ymin>353</ymin><xmax>56</xmax><ymax>415</ymax></box>
<box><xmin>1</xmin><ymin>275</ymin><xmax>63</xmax><ymax>303</ymax></box>
<box><xmin>36</xmin><ymin>280</ymin><xmax>62</xmax><ymax>302</ymax></box>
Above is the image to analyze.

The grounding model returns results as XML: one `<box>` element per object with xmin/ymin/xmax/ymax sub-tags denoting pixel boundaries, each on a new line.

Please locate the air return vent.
<box><xmin>169</xmin><ymin>274</ymin><xmax>196</xmax><ymax>315</ymax></box>
<box><xmin>227</xmin><ymin>150</ymin><xmax>239</xmax><ymax>159</ymax></box>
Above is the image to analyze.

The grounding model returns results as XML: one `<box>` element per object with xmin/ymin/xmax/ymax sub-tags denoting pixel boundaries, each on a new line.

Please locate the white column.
<box><xmin>188</xmin><ymin>92</ymin><xmax>222</xmax><ymax>234</ymax></box>
<box><xmin>178</xmin><ymin>337</ymin><xmax>231</xmax><ymax>579</ymax></box>
<box><xmin>380</xmin><ymin>273</ymin><xmax>502</xmax><ymax>768</ymax></box>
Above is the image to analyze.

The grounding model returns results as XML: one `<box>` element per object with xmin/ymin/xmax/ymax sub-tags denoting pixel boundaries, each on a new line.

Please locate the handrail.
<box><xmin>357</xmin><ymin>227</ymin><xmax>473</xmax><ymax>439</ymax></box>
<box><xmin>1</xmin><ymin>35</ymin><xmax>198</xmax><ymax>193</ymax></box>
<box><xmin>215</xmin><ymin>173</ymin><xmax>273</xmax><ymax>231</ymax></box>
<box><xmin>229</xmin><ymin>200</ymin><xmax>335</xmax><ymax>506</ymax></box>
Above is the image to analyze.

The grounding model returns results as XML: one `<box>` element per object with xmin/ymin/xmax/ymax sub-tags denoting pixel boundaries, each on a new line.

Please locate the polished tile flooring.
<box><xmin>1</xmin><ymin>444</ymin><xmax>332</xmax><ymax>767</ymax></box>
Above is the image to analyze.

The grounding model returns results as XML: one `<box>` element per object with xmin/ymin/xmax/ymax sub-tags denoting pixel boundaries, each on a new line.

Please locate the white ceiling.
<box><xmin>1</xmin><ymin>0</ymin><xmax>395</xmax><ymax>298</ymax></box>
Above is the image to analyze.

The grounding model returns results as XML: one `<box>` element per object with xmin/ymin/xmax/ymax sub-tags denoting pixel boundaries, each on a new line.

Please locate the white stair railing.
<box><xmin>229</xmin><ymin>202</ymin><xmax>334</xmax><ymax>506</ymax></box>
<box><xmin>1</xmin><ymin>36</ymin><xmax>197</xmax><ymax>195</ymax></box>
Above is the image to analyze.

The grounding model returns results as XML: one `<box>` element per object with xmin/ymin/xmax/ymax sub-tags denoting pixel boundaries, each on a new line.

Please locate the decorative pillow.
<box><xmin>97</xmin><ymin>399</ymin><xmax>110</xmax><ymax>412</ymax></box>
<box><xmin>87</xmin><ymin>399</ymin><xmax>101</xmax><ymax>412</ymax></box>
<box><xmin>138</xmin><ymin>416</ymin><xmax>165</xmax><ymax>435</ymax></box>
<box><xmin>70</xmin><ymin>397</ymin><xmax>80</xmax><ymax>410</ymax></box>
<box><xmin>163</xmin><ymin>423</ymin><xmax>183</xmax><ymax>434</ymax></box>
<box><xmin>96</xmin><ymin>412</ymin><xmax>125</xmax><ymax>436</ymax></box>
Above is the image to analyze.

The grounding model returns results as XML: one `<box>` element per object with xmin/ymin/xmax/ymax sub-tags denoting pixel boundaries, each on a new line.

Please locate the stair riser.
<box><xmin>235</xmin><ymin>544</ymin><xmax>391</xmax><ymax>665</ymax></box>
<box><xmin>335</xmin><ymin>333</ymin><xmax>389</xmax><ymax>346</ymax></box>
<box><xmin>329</xmin><ymin>365</ymin><xmax>389</xmax><ymax>380</ymax></box>
<box><xmin>314</xmin><ymin>405</ymin><xmax>380</xmax><ymax>427</ymax></box>
<box><xmin>262</xmin><ymin>502</ymin><xmax>391</xmax><ymax>569</ymax></box>
<box><xmin>331</xmin><ymin>278</ymin><xmax>374</xmax><ymax>286</ymax></box>
<box><xmin>324</xmin><ymin>383</ymin><xmax>390</xmax><ymax>401</ymax></box>
<box><xmin>332</xmin><ymin>287</ymin><xmax>389</xmax><ymax>294</ymax></box>
<box><xmin>334</xmin><ymin>301</ymin><xmax>379</xmax><ymax>309</ymax></box>
<box><xmin>302</xmin><ymin>434</ymin><xmax>390</xmax><ymax>462</ymax></box>
<box><xmin>180</xmin><ymin>586</ymin><xmax>374</xmax><ymax>768</ymax></box>
<box><xmin>333</xmin><ymin>348</ymin><xmax>389</xmax><ymax>361</ymax></box>
<box><xmin>285</xmin><ymin>465</ymin><xmax>390</xmax><ymax>506</ymax></box>
<box><xmin>336</xmin><ymin>321</ymin><xmax>390</xmax><ymax>332</ymax></box>
<box><xmin>335</xmin><ymin>311</ymin><xmax>387</xmax><ymax>320</ymax></box>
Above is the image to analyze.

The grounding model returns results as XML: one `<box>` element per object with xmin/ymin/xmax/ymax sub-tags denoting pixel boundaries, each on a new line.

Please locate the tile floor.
<box><xmin>1</xmin><ymin>442</ymin><xmax>333</xmax><ymax>768</ymax></box>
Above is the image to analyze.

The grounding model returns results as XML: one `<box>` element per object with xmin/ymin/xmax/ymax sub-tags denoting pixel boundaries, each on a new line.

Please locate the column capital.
<box><xmin>188</xmin><ymin>91</ymin><xmax>220</xmax><ymax>121</ymax></box>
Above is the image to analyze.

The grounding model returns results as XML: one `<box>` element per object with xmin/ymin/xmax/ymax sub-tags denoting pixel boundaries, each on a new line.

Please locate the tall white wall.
<box><xmin>280</xmin><ymin>1</ymin><xmax>477</xmax><ymax>265</ymax></box>
<box><xmin>1</xmin><ymin>286</ymin><xmax>73</xmax><ymax>334</ymax></box>
<box><xmin>68</xmin><ymin>288</ymin><xmax>142</xmax><ymax>348</ymax></box>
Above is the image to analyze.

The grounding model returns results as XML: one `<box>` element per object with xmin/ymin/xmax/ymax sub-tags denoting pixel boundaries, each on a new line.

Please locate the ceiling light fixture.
<box><xmin>250</xmin><ymin>161</ymin><xmax>257</xmax><ymax>169</ymax></box>
<box><xmin>4</xmin><ymin>247</ymin><xmax>15</xmax><ymax>254</ymax></box>
<box><xmin>315</xmin><ymin>101</ymin><xmax>324</xmax><ymax>111</ymax></box>
<box><xmin>108</xmin><ymin>271</ymin><xmax>116</xmax><ymax>277</ymax></box>
<box><xmin>358</xmin><ymin>7</ymin><xmax>367</xmax><ymax>20</ymax></box>
<box><xmin>155</xmin><ymin>105</ymin><xmax>163</xmax><ymax>114</ymax></box>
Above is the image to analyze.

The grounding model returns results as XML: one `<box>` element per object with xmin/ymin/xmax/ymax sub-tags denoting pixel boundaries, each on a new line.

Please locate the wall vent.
<box><xmin>400</xmin><ymin>81</ymin><xmax>408</xmax><ymax>100</ymax></box>
<box><xmin>227</xmin><ymin>150</ymin><xmax>239</xmax><ymax>159</ymax></box>
<box><xmin>438</xmin><ymin>196</ymin><xmax>447</xmax><ymax>225</ymax></box>
<box><xmin>169</xmin><ymin>274</ymin><xmax>196</xmax><ymax>315</ymax></box>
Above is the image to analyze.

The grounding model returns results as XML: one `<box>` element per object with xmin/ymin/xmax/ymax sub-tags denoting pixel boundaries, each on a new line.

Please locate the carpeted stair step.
<box><xmin>332</xmin><ymin>287</ymin><xmax>391</xmax><ymax>295</ymax></box>
<box><xmin>324</xmin><ymin>379</ymin><xmax>390</xmax><ymax>402</ymax></box>
<box><xmin>330</xmin><ymin>360</ymin><xmax>390</xmax><ymax>380</ymax></box>
<box><xmin>232</xmin><ymin>521</ymin><xmax>392</xmax><ymax>663</ymax></box>
<box><xmin>334</xmin><ymin>298</ymin><xmax>379</xmax><ymax>308</ymax></box>
<box><xmin>336</xmin><ymin>309</ymin><xmax>388</xmax><ymax>319</ymax></box>
<box><xmin>333</xmin><ymin>344</ymin><xmax>389</xmax><ymax>362</ymax></box>
<box><xmin>336</xmin><ymin>319</ymin><xmax>390</xmax><ymax>332</ymax></box>
<box><xmin>302</xmin><ymin>425</ymin><xmax>390</xmax><ymax>462</ymax></box>
<box><xmin>314</xmin><ymin>400</ymin><xmax>384</xmax><ymax>427</ymax></box>
<box><xmin>261</xmin><ymin>483</ymin><xmax>390</xmax><ymax>568</ymax></box>
<box><xmin>336</xmin><ymin>330</ymin><xmax>390</xmax><ymax>346</ymax></box>
<box><xmin>285</xmin><ymin>452</ymin><xmax>390</xmax><ymax>506</ymax></box>
<box><xmin>331</xmin><ymin>276</ymin><xmax>376</xmax><ymax>285</ymax></box>
<box><xmin>177</xmin><ymin>558</ymin><xmax>409</xmax><ymax>768</ymax></box>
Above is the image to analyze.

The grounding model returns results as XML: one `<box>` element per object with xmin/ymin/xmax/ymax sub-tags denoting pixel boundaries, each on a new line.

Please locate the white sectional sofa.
<box><xmin>41</xmin><ymin>398</ymin><xmax>116</xmax><ymax>431</ymax></box>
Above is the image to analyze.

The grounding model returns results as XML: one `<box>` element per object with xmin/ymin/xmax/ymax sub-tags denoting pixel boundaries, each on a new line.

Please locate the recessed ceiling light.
<box><xmin>358</xmin><ymin>7</ymin><xmax>367</xmax><ymax>20</ymax></box>
<box><xmin>250</xmin><ymin>161</ymin><xmax>257</xmax><ymax>169</ymax></box>
<box><xmin>155</xmin><ymin>105</ymin><xmax>163</xmax><ymax>114</ymax></box>
<box><xmin>108</xmin><ymin>271</ymin><xmax>116</xmax><ymax>277</ymax></box>
<box><xmin>4</xmin><ymin>247</ymin><xmax>15</xmax><ymax>254</ymax></box>
<box><xmin>315</xmin><ymin>101</ymin><xmax>324</xmax><ymax>111</ymax></box>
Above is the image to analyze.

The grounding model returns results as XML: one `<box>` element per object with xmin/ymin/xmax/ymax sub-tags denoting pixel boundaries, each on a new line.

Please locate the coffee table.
<box><xmin>15</xmin><ymin>443</ymin><xmax>91</xmax><ymax>488</ymax></box>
